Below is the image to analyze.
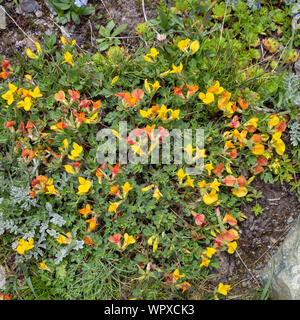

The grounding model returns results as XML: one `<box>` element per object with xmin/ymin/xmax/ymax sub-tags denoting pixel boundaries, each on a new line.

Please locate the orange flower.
<box><xmin>237</xmin><ymin>97</ymin><xmax>249</xmax><ymax>110</ymax></box>
<box><xmin>186</xmin><ymin>83</ymin><xmax>198</xmax><ymax>98</ymax></box>
<box><xmin>84</xmin><ymin>236</ymin><xmax>96</xmax><ymax>247</ymax></box>
<box><xmin>79</xmin><ymin>204</ymin><xmax>92</xmax><ymax>217</ymax></box>
<box><xmin>54</xmin><ymin>90</ymin><xmax>67</xmax><ymax>103</ymax></box>
<box><xmin>109</xmin><ymin>233</ymin><xmax>122</xmax><ymax>246</ymax></box>
<box><xmin>86</xmin><ymin>215</ymin><xmax>98</xmax><ymax>232</ymax></box>
<box><xmin>224</xmin><ymin>175</ymin><xmax>237</xmax><ymax>186</ymax></box>
<box><xmin>22</xmin><ymin>149</ymin><xmax>35</xmax><ymax>163</ymax></box>
<box><xmin>213</xmin><ymin>163</ymin><xmax>224</xmax><ymax>176</ymax></box>
<box><xmin>222</xmin><ymin>214</ymin><xmax>237</xmax><ymax>226</ymax></box>
<box><xmin>68</xmin><ymin>89</ymin><xmax>80</xmax><ymax>102</ymax></box>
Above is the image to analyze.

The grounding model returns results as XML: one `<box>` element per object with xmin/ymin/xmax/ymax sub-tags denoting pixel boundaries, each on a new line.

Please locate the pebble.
<box><xmin>20</xmin><ymin>0</ymin><xmax>40</xmax><ymax>13</ymax></box>
<box><xmin>0</xmin><ymin>5</ymin><xmax>6</xmax><ymax>30</ymax></box>
<box><xmin>287</xmin><ymin>216</ymin><xmax>294</xmax><ymax>224</ymax></box>
<box><xmin>35</xmin><ymin>10</ymin><xmax>43</xmax><ymax>18</ymax></box>
<box><xmin>0</xmin><ymin>266</ymin><xmax>6</xmax><ymax>290</ymax></box>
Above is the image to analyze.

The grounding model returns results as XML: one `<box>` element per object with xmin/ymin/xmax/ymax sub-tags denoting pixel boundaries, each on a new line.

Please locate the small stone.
<box><xmin>287</xmin><ymin>216</ymin><xmax>294</xmax><ymax>224</ymax></box>
<box><xmin>0</xmin><ymin>265</ymin><xmax>6</xmax><ymax>290</ymax></box>
<box><xmin>260</xmin><ymin>214</ymin><xmax>300</xmax><ymax>299</ymax></box>
<box><xmin>20</xmin><ymin>0</ymin><xmax>40</xmax><ymax>13</ymax></box>
<box><xmin>0</xmin><ymin>5</ymin><xmax>6</xmax><ymax>29</ymax></box>
<box><xmin>35</xmin><ymin>10</ymin><xmax>43</xmax><ymax>18</ymax></box>
<box><xmin>295</xmin><ymin>57</ymin><xmax>300</xmax><ymax>76</ymax></box>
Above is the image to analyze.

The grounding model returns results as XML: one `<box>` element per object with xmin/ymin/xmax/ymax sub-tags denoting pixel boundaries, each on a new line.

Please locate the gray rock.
<box><xmin>35</xmin><ymin>10</ymin><xmax>43</xmax><ymax>18</ymax></box>
<box><xmin>295</xmin><ymin>57</ymin><xmax>300</xmax><ymax>76</ymax></box>
<box><xmin>0</xmin><ymin>5</ymin><xmax>6</xmax><ymax>30</ymax></box>
<box><xmin>0</xmin><ymin>265</ymin><xmax>6</xmax><ymax>290</ymax></box>
<box><xmin>20</xmin><ymin>0</ymin><xmax>40</xmax><ymax>13</ymax></box>
<box><xmin>260</xmin><ymin>214</ymin><xmax>300</xmax><ymax>299</ymax></box>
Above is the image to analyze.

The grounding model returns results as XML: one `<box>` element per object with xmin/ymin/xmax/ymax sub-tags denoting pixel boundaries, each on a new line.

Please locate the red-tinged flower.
<box><xmin>73</xmin><ymin>111</ymin><xmax>86</xmax><ymax>123</ymax></box>
<box><xmin>0</xmin><ymin>68</ymin><xmax>10</xmax><ymax>79</ymax></box>
<box><xmin>22</xmin><ymin>149</ymin><xmax>35</xmax><ymax>163</ymax></box>
<box><xmin>223</xmin><ymin>214</ymin><xmax>237</xmax><ymax>226</ymax></box>
<box><xmin>1</xmin><ymin>60</ymin><xmax>11</xmax><ymax>69</ymax></box>
<box><xmin>195</xmin><ymin>214</ymin><xmax>205</xmax><ymax>226</ymax></box>
<box><xmin>5</xmin><ymin>121</ymin><xmax>16</xmax><ymax>128</ymax></box>
<box><xmin>0</xmin><ymin>292</ymin><xmax>12</xmax><ymax>300</ymax></box>
<box><xmin>224</xmin><ymin>175</ymin><xmax>237</xmax><ymax>186</ymax></box>
<box><xmin>115</xmin><ymin>91</ymin><xmax>126</xmax><ymax>99</ymax></box>
<box><xmin>109</xmin><ymin>163</ymin><xmax>121</xmax><ymax>179</ymax></box>
<box><xmin>257</xmin><ymin>157</ymin><xmax>268</xmax><ymax>166</ymax></box>
<box><xmin>86</xmin><ymin>215</ymin><xmax>98</xmax><ymax>232</ymax></box>
<box><xmin>55</xmin><ymin>118</ymin><xmax>68</xmax><ymax>130</ymax></box>
<box><xmin>237</xmin><ymin>176</ymin><xmax>247</xmax><ymax>187</ymax></box>
<box><xmin>231</xmin><ymin>115</ymin><xmax>240</xmax><ymax>128</ymax></box>
<box><xmin>108</xmin><ymin>233</ymin><xmax>121</xmax><ymax>245</ymax></box>
<box><xmin>228</xmin><ymin>148</ymin><xmax>238</xmax><ymax>159</ymax></box>
<box><xmin>213</xmin><ymin>163</ymin><xmax>224</xmax><ymax>176</ymax></box>
<box><xmin>79</xmin><ymin>99</ymin><xmax>92</xmax><ymax>109</ymax></box>
<box><xmin>84</xmin><ymin>235</ymin><xmax>96</xmax><ymax>247</ymax></box>
<box><xmin>254</xmin><ymin>166</ymin><xmax>264</xmax><ymax>174</ymax></box>
<box><xmin>138</xmin><ymin>262</ymin><xmax>145</xmax><ymax>268</ymax></box>
<box><xmin>186</xmin><ymin>83</ymin><xmax>198</xmax><ymax>98</ymax></box>
<box><xmin>131</xmin><ymin>89</ymin><xmax>144</xmax><ymax>101</ymax></box>
<box><xmin>275</xmin><ymin>121</ymin><xmax>286</xmax><ymax>132</ymax></box>
<box><xmin>26</xmin><ymin>121</ymin><xmax>35</xmax><ymax>130</ymax></box>
<box><xmin>68</xmin><ymin>89</ymin><xmax>80</xmax><ymax>102</ymax></box>
<box><xmin>250</xmin><ymin>134</ymin><xmax>262</xmax><ymax>144</ymax></box>
<box><xmin>54</xmin><ymin>90</ymin><xmax>67</xmax><ymax>104</ymax></box>
<box><xmin>28</xmin><ymin>190</ymin><xmax>36</xmax><ymax>199</ymax></box>
<box><xmin>69</xmin><ymin>161</ymin><xmax>81</xmax><ymax>170</ymax></box>
<box><xmin>238</xmin><ymin>97</ymin><xmax>249</xmax><ymax>110</ymax></box>
<box><xmin>109</xmin><ymin>185</ymin><xmax>120</xmax><ymax>196</ymax></box>
<box><xmin>19</xmin><ymin>122</ymin><xmax>25</xmax><ymax>133</ymax></box>
<box><xmin>92</xmin><ymin>100</ymin><xmax>101</xmax><ymax>111</ymax></box>
<box><xmin>174</xmin><ymin>86</ymin><xmax>184</xmax><ymax>99</ymax></box>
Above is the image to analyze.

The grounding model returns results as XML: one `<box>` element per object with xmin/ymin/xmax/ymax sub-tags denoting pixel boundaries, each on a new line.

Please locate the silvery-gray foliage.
<box><xmin>225</xmin><ymin>0</ymin><xmax>240</xmax><ymax>8</ymax></box>
<box><xmin>46</xmin><ymin>202</ymin><xmax>66</xmax><ymax>227</ymax></box>
<box><xmin>290</xmin><ymin>121</ymin><xmax>300</xmax><ymax>146</ymax></box>
<box><xmin>54</xmin><ymin>240</ymin><xmax>84</xmax><ymax>264</ymax></box>
<box><xmin>9</xmin><ymin>186</ymin><xmax>38</xmax><ymax>211</ymax></box>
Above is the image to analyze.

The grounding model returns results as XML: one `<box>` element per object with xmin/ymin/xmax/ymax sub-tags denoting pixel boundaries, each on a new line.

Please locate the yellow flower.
<box><xmin>211</xmin><ymin>178</ymin><xmax>221</xmax><ymax>191</ymax></box>
<box><xmin>177</xmin><ymin>168</ymin><xmax>186</xmax><ymax>183</ymax></box>
<box><xmin>64</xmin><ymin>165</ymin><xmax>75</xmax><ymax>174</ymax></box>
<box><xmin>199</xmin><ymin>92</ymin><xmax>215</xmax><ymax>104</ymax></box>
<box><xmin>17</xmin><ymin>97</ymin><xmax>32</xmax><ymax>111</ymax></box>
<box><xmin>189</xmin><ymin>40</ymin><xmax>200</xmax><ymax>54</ymax></box>
<box><xmin>26</xmin><ymin>48</ymin><xmax>39</xmax><ymax>60</ymax></box>
<box><xmin>200</xmin><ymin>257</ymin><xmax>210</xmax><ymax>267</ymax></box>
<box><xmin>251</xmin><ymin>143</ymin><xmax>265</xmax><ymax>155</ymax></box>
<box><xmin>39</xmin><ymin>261</ymin><xmax>51</xmax><ymax>271</ymax></box>
<box><xmin>152</xmin><ymin>81</ymin><xmax>161</xmax><ymax>91</ymax></box>
<box><xmin>173</xmin><ymin>269</ymin><xmax>185</xmax><ymax>280</ymax></box>
<box><xmin>197</xmin><ymin>180</ymin><xmax>206</xmax><ymax>189</ymax></box>
<box><xmin>60</xmin><ymin>36</ymin><xmax>68</xmax><ymax>45</ymax></box>
<box><xmin>203</xmin><ymin>189</ymin><xmax>218</xmax><ymax>205</ymax></box>
<box><xmin>268</xmin><ymin>115</ymin><xmax>280</xmax><ymax>128</ymax></box>
<box><xmin>227</xmin><ymin>241</ymin><xmax>237</xmax><ymax>254</ymax></box>
<box><xmin>77</xmin><ymin>177</ymin><xmax>92</xmax><ymax>195</ymax></box>
<box><xmin>122</xmin><ymin>182</ymin><xmax>132</xmax><ymax>196</ymax></box>
<box><xmin>148</xmin><ymin>235</ymin><xmax>159</xmax><ymax>253</ymax></box>
<box><xmin>232</xmin><ymin>186</ymin><xmax>248</xmax><ymax>197</ymax></box>
<box><xmin>1</xmin><ymin>90</ymin><xmax>14</xmax><ymax>105</ymax></box>
<box><xmin>124</xmin><ymin>233</ymin><xmax>136</xmax><ymax>245</ymax></box>
<box><xmin>14</xmin><ymin>238</ymin><xmax>34</xmax><ymax>255</ymax></box>
<box><xmin>184</xmin><ymin>175</ymin><xmax>194</xmax><ymax>188</ymax></box>
<box><xmin>170</xmin><ymin>62</ymin><xmax>183</xmax><ymax>74</ymax></box>
<box><xmin>68</xmin><ymin>142</ymin><xmax>83</xmax><ymax>160</ymax></box>
<box><xmin>204</xmin><ymin>162</ymin><xmax>214</xmax><ymax>175</ymax></box>
<box><xmin>56</xmin><ymin>235</ymin><xmax>68</xmax><ymax>245</ymax></box>
<box><xmin>217</xmin><ymin>283</ymin><xmax>231</xmax><ymax>295</ymax></box>
<box><xmin>143</xmin><ymin>47</ymin><xmax>159</xmax><ymax>62</ymax></box>
<box><xmin>35</xmin><ymin>42</ymin><xmax>42</xmax><ymax>55</ymax></box>
<box><xmin>170</xmin><ymin>109</ymin><xmax>180</xmax><ymax>120</ymax></box>
<box><xmin>205</xmin><ymin>247</ymin><xmax>216</xmax><ymax>258</ymax></box>
<box><xmin>62</xmin><ymin>51</ymin><xmax>74</xmax><ymax>65</ymax></box>
<box><xmin>8</xmin><ymin>83</ymin><xmax>17</xmax><ymax>93</ymax></box>
<box><xmin>195</xmin><ymin>147</ymin><xmax>206</xmax><ymax>158</ymax></box>
<box><xmin>111</xmin><ymin>75</ymin><xmax>119</xmax><ymax>85</ymax></box>
<box><xmin>177</xmin><ymin>39</ymin><xmax>191</xmax><ymax>52</ymax></box>
<box><xmin>153</xmin><ymin>186</ymin><xmax>163</xmax><ymax>200</ymax></box>
<box><xmin>207</xmin><ymin>81</ymin><xmax>224</xmax><ymax>95</ymax></box>
<box><xmin>30</xmin><ymin>86</ymin><xmax>43</xmax><ymax>99</ymax></box>
<box><xmin>108</xmin><ymin>201</ymin><xmax>121</xmax><ymax>213</ymax></box>
<box><xmin>271</xmin><ymin>132</ymin><xmax>285</xmax><ymax>155</ymax></box>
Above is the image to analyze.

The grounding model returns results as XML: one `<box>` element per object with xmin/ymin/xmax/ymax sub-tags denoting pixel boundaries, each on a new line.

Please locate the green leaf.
<box><xmin>112</xmin><ymin>24</ymin><xmax>127</xmax><ymax>37</ymax></box>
